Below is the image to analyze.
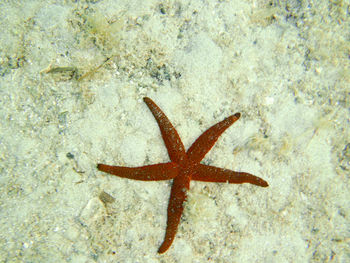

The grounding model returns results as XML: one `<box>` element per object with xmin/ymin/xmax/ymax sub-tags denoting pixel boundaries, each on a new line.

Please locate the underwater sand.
<box><xmin>0</xmin><ymin>0</ymin><xmax>348</xmax><ymax>262</ymax></box>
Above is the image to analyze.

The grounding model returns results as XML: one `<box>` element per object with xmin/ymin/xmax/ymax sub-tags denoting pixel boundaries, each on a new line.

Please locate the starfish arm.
<box><xmin>97</xmin><ymin>162</ymin><xmax>179</xmax><ymax>181</ymax></box>
<box><xmin>158</xmin><ymin>176</ymin><xmax>190</xmax><ymax>253</ymax></box>
<box><xmin>187</xmin><ymin>113</ymin><xmax>241</xmax><ymax>163</ymax></box>
<box><xmin>193</xmin><ymin>164</ymin><xmax>269</xmax><ymax>187</ymax></box>
<box><xmin>143</xmin><ymin>97</ymin><xmax>187</xmax><ymax>164</ymax></box>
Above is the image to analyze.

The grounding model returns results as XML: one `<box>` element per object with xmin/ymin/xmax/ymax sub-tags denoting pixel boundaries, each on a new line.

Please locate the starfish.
<box><xmin>97</xmin><ymin>97</ymin><xmax>268</xmax><ymax>253</ymax></box>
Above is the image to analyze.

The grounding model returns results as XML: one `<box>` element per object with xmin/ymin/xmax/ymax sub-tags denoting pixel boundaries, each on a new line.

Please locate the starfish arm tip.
<box><xmin>157</xmin><ymin>246</ymin><xmax>167</xmax><ymax>254</ymax></box>
<box><xmin>254</xmin><ymin>177</ymin><xmax>269</xmax><ymax>187</ymax></box>
<box><xmin>261</xmin><ymin>180</ymin><xmax>269</xmax><ymax>187</ymax></box>
<box><xmin>157</xmin><ymin>237</ymin><xmax>173</xmax><ymax>254</ymax></box>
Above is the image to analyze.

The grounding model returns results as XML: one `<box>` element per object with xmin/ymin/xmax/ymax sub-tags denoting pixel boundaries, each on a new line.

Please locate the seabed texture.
<box><xmin>0</xmin><ymin>1</ymin><xmax>349</xmax><ymax>262</ymax></box>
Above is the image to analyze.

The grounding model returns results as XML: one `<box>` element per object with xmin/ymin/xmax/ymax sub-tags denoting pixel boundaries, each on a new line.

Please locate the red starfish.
<box><xmin>97</xmin><ymin>97</ymin><xmax>268</xmax><ymax>253</ymax></box>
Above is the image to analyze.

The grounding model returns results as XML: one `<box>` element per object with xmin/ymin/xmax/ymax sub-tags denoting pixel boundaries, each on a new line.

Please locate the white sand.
<box><xmin>0</xmin><ymin>0</ymin><xmax>348</xmax><ymax>262</ymax></box>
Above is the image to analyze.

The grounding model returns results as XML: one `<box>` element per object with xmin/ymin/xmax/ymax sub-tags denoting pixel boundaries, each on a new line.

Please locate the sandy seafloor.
<box><xmin>0</xmin><ymin>0</ymin><xmax>349</xmax><ymax>262</ymax></box>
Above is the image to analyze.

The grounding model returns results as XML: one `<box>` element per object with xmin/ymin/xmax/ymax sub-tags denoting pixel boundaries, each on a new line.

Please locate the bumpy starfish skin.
<box><xmin>97</xmin><ymin>97</ymin><xmax>268</xmax><ymax>253</ymax></box>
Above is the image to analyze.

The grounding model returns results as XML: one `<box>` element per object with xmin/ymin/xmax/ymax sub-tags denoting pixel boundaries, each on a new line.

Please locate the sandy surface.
<box><xmin>0</xmin><ymin>0</ymin><xmax>349</xmax><ymax>262</ymax></box>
